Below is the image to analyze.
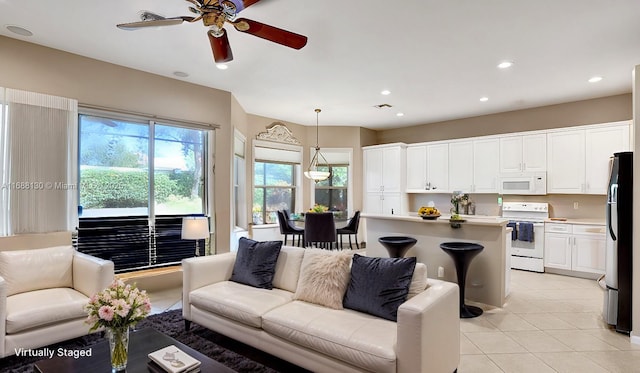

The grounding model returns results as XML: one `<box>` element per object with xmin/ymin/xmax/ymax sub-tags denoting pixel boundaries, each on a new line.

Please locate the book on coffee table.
<box><xmin>148</xmin><ymin>345</ymin><xmax>201</xmax><ymax>373</ymax></box>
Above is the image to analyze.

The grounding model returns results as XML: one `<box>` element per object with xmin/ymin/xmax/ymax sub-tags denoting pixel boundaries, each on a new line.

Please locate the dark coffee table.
<box><xmin>34</xmin><ymin>327</ymin><xmax>236</xmax><ymax>373</ymax></box>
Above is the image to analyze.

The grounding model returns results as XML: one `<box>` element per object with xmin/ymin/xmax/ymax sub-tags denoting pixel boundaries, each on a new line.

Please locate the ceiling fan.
<box><xmin>116</xmin><ymin>0</ymin><xmax>308</xmax><ymax>63</ymax></box>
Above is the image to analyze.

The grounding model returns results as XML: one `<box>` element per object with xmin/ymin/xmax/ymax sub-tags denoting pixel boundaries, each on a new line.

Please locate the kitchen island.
<box><xmin>363</xmin><ymin>213</ymin><xmax>509</xmax><ymax>308</ymax></box>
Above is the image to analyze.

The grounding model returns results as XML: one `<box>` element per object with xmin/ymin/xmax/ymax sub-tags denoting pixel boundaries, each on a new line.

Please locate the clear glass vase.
<box><xmin>107</xmin><ymin>326</ymin><xmax>130</xmax><ymax>372</ymax></box>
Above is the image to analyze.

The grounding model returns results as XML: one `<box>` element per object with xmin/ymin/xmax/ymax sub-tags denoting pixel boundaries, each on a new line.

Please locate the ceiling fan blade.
<box><xmin>232</xmin><ymin>18</ymin><xmax>307</xmax><ymax>49</ymax></box>
<box><xmin>208</xmin><ymin>29</ymin><xmax>234</xmax><ymax>63</ymax></box>
<box><xmin>117</xmin><ymin>17</ymin><xmax>195</xmax><ymax>30</ymax></box>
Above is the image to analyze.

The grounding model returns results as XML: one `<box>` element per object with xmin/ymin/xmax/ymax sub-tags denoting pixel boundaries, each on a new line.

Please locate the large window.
<box><xmin>79</xmin><ymin>116</ymin><xmax>205</xmax><ymax>217</ymax></box>
<box><xmin>310</xmin><ymin>148</ymin><xmax>352</xmax><ymax>220</ymax></box>
<box><xmin>314</xmin><ymin>165</ymin><xmax>348</xmax><ymax>218</ymax></box>
<box><xmin>253</xmin><ymin>161</ymin><xmax>297</xmax><ymax>224</ymax></box>
<box><xmin>77</xmin><ymin>112</ymin><xmax>210</xmax><ymax>272</ymax></box>
<box><xmin>252</xmin><ymin>139</ymin><xmax>302</xmax><ymax>225</ymax></box>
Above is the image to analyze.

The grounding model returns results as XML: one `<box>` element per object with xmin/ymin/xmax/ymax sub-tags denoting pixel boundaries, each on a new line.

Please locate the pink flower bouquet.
<box><xmin>85</xmin><ymin>279</ymin><xmax>152</xmax><ymax>332</ymax></box>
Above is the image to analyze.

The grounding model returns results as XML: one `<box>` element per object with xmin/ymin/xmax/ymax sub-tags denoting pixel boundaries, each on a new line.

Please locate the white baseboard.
<box><xmin>631</xmin><ymin>333</ymin><xmax>640</xmax><ymax>345</ymax></box>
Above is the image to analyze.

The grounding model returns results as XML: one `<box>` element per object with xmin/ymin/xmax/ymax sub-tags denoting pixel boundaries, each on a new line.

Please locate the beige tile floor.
<box><xmin>144</xmin><ymin>270</ymin><xmax>640</xmax><ymax>372</ymax></box>
<box><xmin>460</xmin><ymin>269</ymin><xmax>640</xmax><ymax>373</ymax></box>
<box><xmin>148</xmin><ymin>286</ymin><xmax>182</xmax><ymax>315</ymax></box>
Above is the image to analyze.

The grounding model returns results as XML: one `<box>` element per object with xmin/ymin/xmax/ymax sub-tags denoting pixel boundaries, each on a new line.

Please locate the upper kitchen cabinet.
<box><xmin>473</xmin><ymin>137</ymin><xmax>500</xmax><ymax>193</ymax></box>
<box><xmin>499</xmin><ymin>133</ymin><xmax>547</xmax><ymax>173</ymax></box>
<box><xmin>585</xmin><ymin>123</ymin><xmax>631</xmax><ymax>194</ymax></box>
<box><xmin>547</xmin><ymin>129</ymin><xmax>586</xmax><ymax>194</ymax></box>
<box><xmin>363</xmin><ymin>143</ymin><xmax>407</xmax><ymax>215</ymax></box>
<box><xmin>449</xmin><ymin>137</ymin><xmax>500</xmax><ymax>193</ymax></box>
<box><xmin>405</xmin><ymin>142</ymin><xmax>449</xmax><ymax>192</ymax></box>
<box><xmin>426</xmin><ymin>142</ymin><xmax>449</xmax><ymax>192</ymax></box>
<box><xmin>449</xmin><ymin>140</ymin><xmax>473</xmax><ymax>192</ymax></box>
<box><xmin>406</xmin><ymin>145</ymin><xmax>427</xmax><ymax>191</ymax></box>
<box><xmin>364</xmin><ymin>143</ymin><xmax>405</xmax><ymax>193</ymax></box>
<box><xmin>547</xmin><ymin>122</ymin><xmax>630</xmax><ymax>194</ymax></box>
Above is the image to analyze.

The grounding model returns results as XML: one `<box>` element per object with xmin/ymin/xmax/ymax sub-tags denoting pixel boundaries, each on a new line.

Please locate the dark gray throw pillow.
<box><xmin>230</xmin><ymin>237</ymin><xmax>283</xmax><ymax>289</ymax></box>
<box><xmin>343</xmin><ymin>254</ymin><xmax>417</xmax><ymax>321</ymax></box>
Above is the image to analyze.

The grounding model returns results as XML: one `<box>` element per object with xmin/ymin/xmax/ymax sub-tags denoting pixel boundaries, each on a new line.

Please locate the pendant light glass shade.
<box><xmin>304</xmin><ymin>109</ymin><xmax>331</xmax><ymax>183</ymax></box>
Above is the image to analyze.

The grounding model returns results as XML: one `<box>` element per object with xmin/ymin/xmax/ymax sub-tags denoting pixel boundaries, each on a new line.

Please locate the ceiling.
<box><xmin>1</xmin><ymin>1</ymin><xmax>640</xmax><ymax>130</ymax></box>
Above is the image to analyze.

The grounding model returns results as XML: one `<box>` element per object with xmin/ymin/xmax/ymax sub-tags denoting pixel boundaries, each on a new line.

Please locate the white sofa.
<box><xmin>182</xmin><ymin>246</ymin><xmax>460</xmax><ymax>373</ymax></box>
<box><xmin>0</xmin><ymin>245</ymin><xmax>114</xmax><ymax>357</ymax></box>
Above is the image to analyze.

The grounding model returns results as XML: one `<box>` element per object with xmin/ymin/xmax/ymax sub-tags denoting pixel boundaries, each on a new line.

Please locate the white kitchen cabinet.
<box><xmin>547</xmin><ymin>122</ymin><xmax>630</xmax><ymax>194</ymax></box>
<box><xmin>572</xmin><ymin>234</ymin><xmax>606</xmax><ymax>274</ymax></box>
<box><xmin>426</xmin><ymin>143</ymin><xmax>449</xmax><ymax>192</ymax></box>
<box><xmin>364</xmin><ymin>145</ymin><xmax>403</xmax><ymax>193</ymax></box>
<box><xmin>585</xmin><ymin>124</ymin><xmax>630</xmax><ymax>194</ymax></box>
<box><xmin>448</xmin><ymin>138</ymin><xmax>499</xmax><ymax>193</ymax></box>
<box><xmin>406</xmin><ymin>145</ymin><xmax>427</xmax><ymax>190</ymax></box>
<box><xmin>571</xmin><ymin>224</ymin><xmax>606</xmax><ymax>274</ymax></box>
<box><xmin>364</xmin><ymin>192</ymin><xmax>402</xmax><ymax>215</ymax></box>
<box><xmin>544</xmin><ymin>232</ymin><xmax>572</xmax><ymax>270</ymax></box>
<box><xmin>473</xmin><ymin>137</ymin><xmax>500</xmax><ymax>193</ymax></box>
<box><xmin>363</xmin><ymin>143</ymin><xmax>407</xmax><ymax>215</ymax></box>
<box><xmin>499</xmin><ymin>133</ymin><xmax>546</xmax><ymax>173</ymax></box>
<box><xmin>448</xmin><ymin>140</ymin><xmax>473</xmax><ymax>192</ymax></box>
<box><xmin>547</xmin><ymin>130</ymin><xmax>585</xmax><ymax>194</ymax></box>
<box><xmin>544</xmin><ymin>223</ymin><xmax>606</xmax><ymax>276</ymax></box>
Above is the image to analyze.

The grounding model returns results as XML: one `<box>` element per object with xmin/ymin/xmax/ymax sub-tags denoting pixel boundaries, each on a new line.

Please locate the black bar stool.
<box><xmin>439</xmin><ymin>242</ymin><xmax>484</xmax><ymax>318</ymax></box>
<box><xmin>378</xmin><ymin>236</ymin><xmax>417</xmax><ymax>258</ymax></box>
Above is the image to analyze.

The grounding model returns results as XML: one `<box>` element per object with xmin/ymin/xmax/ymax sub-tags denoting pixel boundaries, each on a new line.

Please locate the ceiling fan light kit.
<box><xmin>304</xmin><ymin>109</ymin><xmax>331</xmax><ymax>183</ymax></box>
<box><xmin>117</xmin><ymin>0</ymin><xmax>308</xmax><ymax>64</ymax></box>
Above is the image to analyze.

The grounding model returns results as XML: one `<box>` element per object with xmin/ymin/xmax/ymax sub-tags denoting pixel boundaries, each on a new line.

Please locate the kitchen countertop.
<box><xmin>545</xmin><ymin>218</ymin><xmax>605</xmax><ymax>226</ymax></box>
<box><xmin>363</xmin><ymin>213</ymin><xmax>508</xmax><ymax>226</ymax></box>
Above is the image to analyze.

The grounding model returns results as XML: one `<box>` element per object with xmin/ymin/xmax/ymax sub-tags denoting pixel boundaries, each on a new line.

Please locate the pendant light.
<box><xmin>304</xmin><ymin>108</ymin><xmax>331</xmax><ymax>183</ymax></box>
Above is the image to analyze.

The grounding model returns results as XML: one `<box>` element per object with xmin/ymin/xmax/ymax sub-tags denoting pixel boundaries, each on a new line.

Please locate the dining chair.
<box><xmin>276</xmin><ymin>210</ymin><xmax>304</xmax><ymax>247</ymax></box>
<box><xmin>336</xmin><ymin>210</ymin><xmax>361</xmax><ymax>250</ymax></box>
<box><xmin>304</xmin><ymin>212</ymin><xmax>337</xmax><ymax>249</ymax></box>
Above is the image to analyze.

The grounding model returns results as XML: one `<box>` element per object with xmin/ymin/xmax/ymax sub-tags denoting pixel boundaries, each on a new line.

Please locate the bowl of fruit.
<box><xmin>418</xmin><ymin>206</ymin><xmax>441</xmax><ymax>220</ymax></box>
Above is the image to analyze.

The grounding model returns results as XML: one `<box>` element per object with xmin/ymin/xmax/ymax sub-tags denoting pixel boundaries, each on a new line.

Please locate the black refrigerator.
<box><xmin>604</xmin><ymin>151</ymin><xmax>633</xmax><ymax>334</ymax></box>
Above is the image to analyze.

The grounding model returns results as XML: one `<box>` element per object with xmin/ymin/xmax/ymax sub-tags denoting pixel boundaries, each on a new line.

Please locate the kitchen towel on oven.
<box><xmin>506</xmin><ymin>221</ymin><xmax>517</xmax><ymax>240</ymax></box>
<box><xmin>518</xmin><ymin>222</ymin><xmax>534</xmax><ymax>242</ymax></box>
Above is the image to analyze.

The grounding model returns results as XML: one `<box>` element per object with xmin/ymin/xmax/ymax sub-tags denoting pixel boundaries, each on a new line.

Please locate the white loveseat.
<box><xmin>0</xmin><ymin>245</ymin><xmax>114</xmax><ymax>357</ymax></box>
<box><xmin>182</xmin><ymin>246</ymin><xmax>460</xmax><ymax>373</ymax></box>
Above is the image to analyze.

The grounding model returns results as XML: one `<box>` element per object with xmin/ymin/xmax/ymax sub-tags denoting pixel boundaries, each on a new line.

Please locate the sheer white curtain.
<box><xmin>0</xmin><ymin>88</ymin><xmax>78</xmax><ymax>235</ymax></box>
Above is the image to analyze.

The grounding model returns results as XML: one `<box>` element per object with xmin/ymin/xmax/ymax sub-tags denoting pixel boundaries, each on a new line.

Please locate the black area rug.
<box><xmin>0</xmin><ymin>309</ymin><xmax>311</xmax><ymax>373</ymax></box>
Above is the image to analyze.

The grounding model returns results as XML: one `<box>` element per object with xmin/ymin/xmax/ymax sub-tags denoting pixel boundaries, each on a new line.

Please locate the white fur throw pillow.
<box><xmin>407</xmin><ymin>262</ymin><xmax>428</xmax><ymax>299</ymax></box>
<box><xmin>293</xmin><ymin>249</ymin><xmax>354</xmax><ymax>309</ymax></box>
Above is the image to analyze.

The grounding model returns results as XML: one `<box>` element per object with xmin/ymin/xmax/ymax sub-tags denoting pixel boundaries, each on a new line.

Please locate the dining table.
<box><xmin>289</xmin><ymin>213</ymin><xmax>349</xmax><ymax>229</ymax></box>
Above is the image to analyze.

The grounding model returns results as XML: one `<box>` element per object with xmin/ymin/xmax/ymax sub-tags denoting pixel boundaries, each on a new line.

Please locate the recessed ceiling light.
<box><xmin>173</xmin><ymin>71</ymin><xmax>189</xmax><ymax>78</ymax></box>
<box><xmin>381</xmin><ymin>90</ymin><xmax>391</xmax><ymax>95</ymax></box>
<box><xmin>216</xmin><ymin>64</ymin><xmax>228</xmax><ymax>70</ymax></box>
<box><xmin>6</xmin><ymin>25</ymin><xmax>33</xmax><ymax>37</ymax></box>
<box><xmin>497</xmin><ymin>61</ymin><xmax>513</xmax><ymax>69</ymax></box>
<box><xmin>480</xmin><ymin>97</ymin><xmax>489</xmax><ymax>102</ymax></box>
<box><xmin>396</xmin><ymin>112</ymin><xmax>404</xmax><ymax>117</ymax></box>
<box><xmin>588</xmin><ymin>76</ymin><xmax>603</xmax><ymax>83</ymax></box>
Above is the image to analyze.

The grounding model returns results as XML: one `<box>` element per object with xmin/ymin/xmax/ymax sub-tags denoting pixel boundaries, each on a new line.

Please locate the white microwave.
<box><xmin>499</xmin><ymin>172</ymin><xmax>547</xmax><ymax>195</ymax></box>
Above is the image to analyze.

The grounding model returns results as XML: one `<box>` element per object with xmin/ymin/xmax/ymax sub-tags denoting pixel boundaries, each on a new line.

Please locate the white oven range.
<box><xmin>502</xmin><ymin>202</ymin><xmax>549</xmax><ymax>273</ymax></box>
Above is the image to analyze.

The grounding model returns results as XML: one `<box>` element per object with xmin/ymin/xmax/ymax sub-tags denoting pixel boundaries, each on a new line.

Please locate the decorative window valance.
<box><xmin>255</xmin><ymin>122</ymin><xmax>301</xmax><ymax>145</ymax></box>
